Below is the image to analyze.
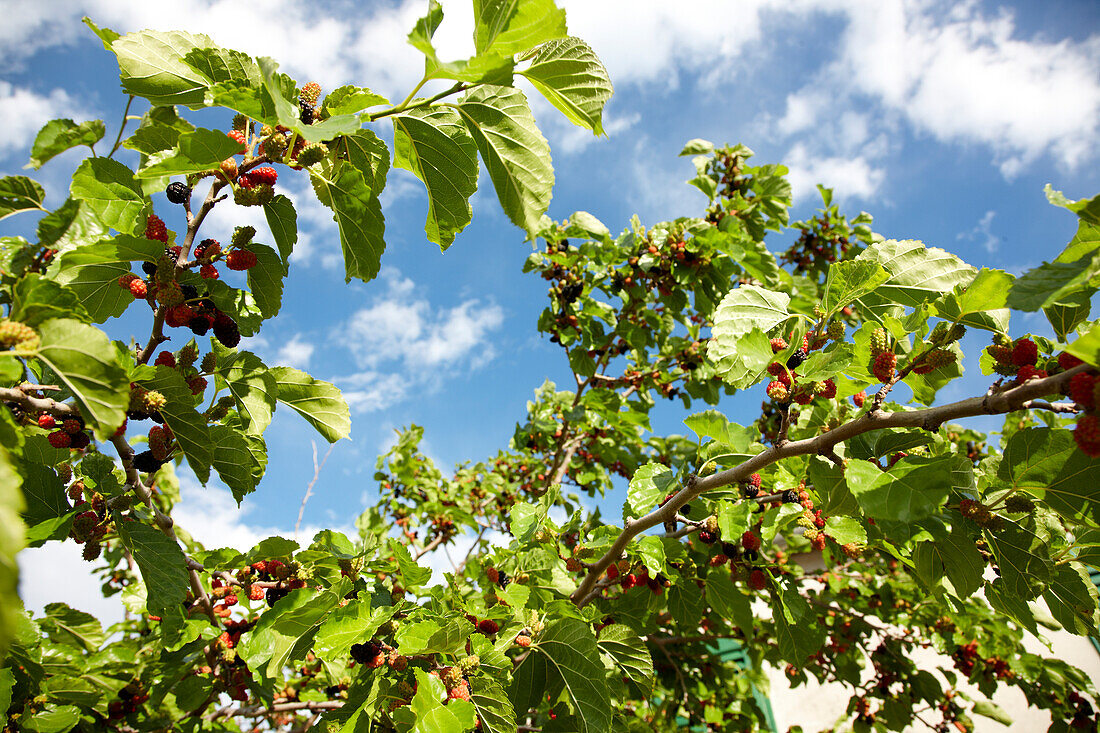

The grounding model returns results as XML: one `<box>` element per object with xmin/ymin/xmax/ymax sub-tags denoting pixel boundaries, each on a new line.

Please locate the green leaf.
<box><xmin>10</xmin><ymin>275</ymin><xmax>91</xmax><ymax>328</ymax></box>
<box><xmin>53</xmin><ymin>234</ymin><xmax>163</xmax><ymax>322</ymax></box>
<box><xmin>0</xmin><ymin>446</ymin><xmax>24</xmax><ymax>659</ymax></box>
<box><xmin>22</xmin><ymin>705</ymin><xmax>82</xmax><ymax>733</ymax></box>
<box><xmin>393</xmin><ymin>106</ymin><xmax>479</xmax><ymax>249</ymax></box>
<box><xmin>1043</xmin><ymin>565</ymin><xmax>1099</xmax><ymax>636</ymax></box>
<box><xmin>138</xmin><ymin>367</ymin><xmax>212</xmax><ymax>484</ymax></box>
<box><xmin>390</xmin><ymin>539</ymin><xmax>433</xmax><ymax>590</ymax></box>
<box><xmin>182</xmin><ymin>45</ymin><xmax>261</xmax><ymax>87</ymax></box>
<box><xmin>40</xmin><ymin>602</ymin><xmax>104</xmax><ymax>652</ymax></box>
<box><xmin>680</xmin><ymin>139</ymin><xmax>715</xmax><ymax>156</ymax></box>
<box><xmin>1045</xmin><ymin>184</ymin><xmax>1100</xmax><ymax>226</ymax></box>
<box><xmin>135</xmin><ymin>127</ymin><xmax>243</xmax><ymax>178</ymax></box>
<box><xmin>338</xmin><ymin>129</ymin><xmax>390</xmax><ymax>195</ymax></box>
<box><xmin>669</xmin><ymin>581</ymin><xmax>705</xmax><ymax>629</ymax></box>
<box><xmin>808</xmin><ymin>457</ymin><xmax>858</xmax><ymax>516</ymax></box>
<box><xmin>706</xmin><ymin>568</ymin><xmax>753</xmax><ymax>632</ymax></box>
<box><xmin>255</xmin><ymin>57</ymin><xmax>363</xmax><ymax>144</ymax></box>
<box><xmin>0</xmin><ymin>176</ymin><xmax>46</xmax><ymax>220</ymax></box>
<box><xmin>269</xmin><ymin>366</ymin><xmax>351</xmax><ymax>442</ymax></box>
<box><xmin>474</xmin><ymin>0</ymin><xmax>567</xmax><ymax>56</ymax></box>
<box><xmin>997</xmin><ymin>428</ymin><xmax>1100</xmax><ymax>525</ymax></box>
<box><xmin>410</xmin><ymin>668</ymin><xmax>477</xmax><ymax>732</ymax></box>
<box><xmin>1006</xmin><ymin>252</ymin><xmax>1100</xmax><ymax>312</ymax></box>
<box><xmin>537</xmin><ymin>618</ymin><xmax>612</xmax><ymax>733</ymax></box>
<box><xmin>761</xmin><ymin>503</ymin><xmax>803</xmax><ymax>543</ymax></box>
<box><xmin>108</xmin><ymin>29</ymin><xmax>213</xmax><ymax>107</ymax></box>
<box><xmin>972</xmin><ymin>700</ymin><xmax>1013</xmax><ymax>727</ymax></box>
<box><xmin>35</xmin><ymin>319</ymin><xmax>127</xmax><ymax>439</ymax></box>
<box><xmin>627</xmin><ymin>462</ymin><xmax>676</xmax><ymax>518</ymax></box>
<box><xmin>36</xmin><ymin>197</ymin><xmax>109</xmax><ymax>254</ymax></box>
<box><xmin>321</xmin><ymin>85</ymin><xmax>390</xmax><ymax>116</ymax></box>
<box><xmin>1044</xmin><ymin>288</ymin><xmax>1094</xmax><ymax>341</ymax></box>
<box><xmin>797</xmin><ymin>341</ymin><xmax>854</xmax><ymax>382</ymax></box>
<box><xmin>69</xmin><ymin>157</ymin><xmax>147</xmax><ymax>235</ymax></box>
<box><xmin>117</xmin><ymin>520</ymin><xmax>189</xmax><ymax>616</ymax></box>
<box><xmin>714</xmin><ymin>327</ymin><xmax>774</xmax><ymax>389</ymax></box>
<box><xmin>455</xmin><ymin>85</ymin><xmax>553</xmax><ymax>236</ymax></box>
<box><xmin>263</xmin><ymin>195</ymin><xmax>297</xmax><ymax>263</ymax></box>
<box><xmin>238</xmin><ymin>580</ymin><xmax>350</xmax><ymax>680</ymax></box>
<box><xmin>770</xmin><ymin>577</ymin><xmax>825</xmax><ymax>664</ymax></box>
<box><xmin>26</xmin><ymin>119</ymin><xmax>106</xmax><ymax>169</ymax></box>
<box><xmin>683</xmin><ymin>411</ymin><xmax>756</xmax><ymax>452</ymax></box>
<box><xmin>855</xmin><ymin>239</ymin><xmax>976</xmax><ymax>308</ymax></box>
<box><xmin>314</xmin><ymin>597</ymin><xmax>397</xmax><ymax>662</ymax></box>
<box><xmin>822</xmin><ymin>259</ymin><xmax>889</xmax><ymax>313</ymax></box>
<box><xmin>212</xmin><ymin>344</ymin><xmax>277</xmax><ymax>436</ymax></box>
<box><xmin>933</xmin><ymin>268</ymin><xmax>1013</xmax><ymax>333</ymax></box>
<box><xmin>469</xmin><ymin>677</ymin><xmax>517</xmax><ymax>733</ymax></box>
<box><xmin>985</xmin><ymin>516</ymin><xmax>1052</xmax><ymax>600</ymax></box>
<box><xmin>243</xmin><ymin>243</ymin><xmax>287</xmax><ymax>320</ymax></box>
<box><xmin>310</xmin><ymin>160</ymin><xmax>386</xmax><ymax>283</ymax></box>
<box><xmin>598</xmin><ymin>624</ymin><xmax>654</xmax><ymax>694</ymax></box>
<box><xmin>824</xmin><ymin>516</ymin><xmax>866</xmax><ymax>545</ymax></box>
<box><xmin>710</xmin><ymin>284</ymin><xmax>790</xmax><ymax>345</ymax></box>
<box><xmin>1067</xmin><ymin>322</ymin><xmax>1100</xmax><ymax>367</ymax></box>
<box><xmin>520</xmin><ymin>37</ymin><xmax>613</xmax><ymax>136</ymax></box>
<box><xmin>845</xmin><ymin>455</ymin><xmax>965</xmax><ymax>524</ymax></box>
<box><xmin>209</xmin><ymin>424</ymin><xmax>262</xmax><ymax>503</ymax></box>
<box><xmin>922</xmin><ymin>521</ymin><xmax>984</xmax><ymax>598</ymax></box>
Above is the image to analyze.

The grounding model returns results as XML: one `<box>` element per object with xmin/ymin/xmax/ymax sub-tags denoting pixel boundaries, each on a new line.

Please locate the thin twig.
<box><xmin>296</xmin><ymin>440</ymin><xmax>335</xmax><ymax>536</ymax></box>
<box><xmin>107</xmin><ymin>95</ymin><xmax>135</xmax><ymax>158</ymax></box>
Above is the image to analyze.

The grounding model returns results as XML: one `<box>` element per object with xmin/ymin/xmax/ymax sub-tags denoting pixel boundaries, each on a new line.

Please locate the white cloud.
<box><xmin>783</xmin><ymin>142</ymin><xmax>886</xmax><ymax>205</ymax></box>
<box><xmin>18</xmin><ymin>541</ymin><xmax>124</xmax><ymax>622</ymax></box>
<box><xmin>0</xmin><ymin>81</ymin><xmax>93</xmax><ymax>160</ymax></box>
<box><xmin>957</xmin><ymin>209</ymin><xmax>1000</xmax><ymax>253</ymax></box>
<box><xmin>335</xmin><ymin>267</ymin><xmax>504</xmax><ymax>412</ymax></box>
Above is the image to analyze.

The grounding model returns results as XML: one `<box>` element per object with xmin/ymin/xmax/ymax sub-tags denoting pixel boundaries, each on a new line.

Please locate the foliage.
<box><xmin>3</xmin><ymin>3</ymin><xmax>1100</xmax><ymax>733</ymax></box>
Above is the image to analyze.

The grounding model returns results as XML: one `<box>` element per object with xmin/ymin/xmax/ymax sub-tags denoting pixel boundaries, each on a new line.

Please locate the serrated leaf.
<box><xmin>683</xmin><ymin>410</ymin><xmax>756</xmax><ymax>451</ymax></box>
<box><xmin>669</xmin><ymin>581</ymin><xmax>705</xmax><ymax>629</ymax></box>
<box><xmin>808</xmin><ymin>456</ymin><xmax>857</xmax><ymax>516</ymax></box>
<box><xmin>1046</xmin><ymin>184</ymin><xmax>1100</xmax><ymax>226</ymax></box>
<box><xmin>10</xmin><ymin>274</ymin><xmax>91</xmax><ymax>328</ymax></box>
<box><xmin>209</xmin><ymin>424</ymin><xmax>262</xmax><ymax>503</ymax></box>
<box><xmin>822</xmin><ymin>259</ymin><xmax>889</xmax><ymax>313</ymax></box>
<box><xmin>40</xmin><ymin>603</ymin><xmax>103</xmax><ymax>651</ymax></box>
<box><xmin>108</xmin><ymin>29</ymin><xmax>213</xmax><ymax>106</ymax></box>
<box><xmin>269</xmin><ymin>366</ymin><xmax>351</xmax><ymax>442</ymax></box>
<box><xmin>37</xmin><ymin>198</ymin><xmax>109</xmax><ymax>254</ymax></box>
<box><xmin>35</xmin><ymin>319</ymin><xmax>127</xmax><ymax>439</ymax></box>
<box><xmin>182</xmin><ymin>45</ymin><xmax>261</xmax><ymax>87</ymax></box>
<box><xmin>136</xmin><ymin>127</ymin><xmax>243</xmax><ymax>178</ymax></box>
<box><xmin>770</xmin><ymin>578</ymin><xmax>824</xmax><ymax>664</ymax></box>
<box><xmin>627</xmin><ymin>462</ymin><xmax>676</xmax><ymax>518</ymax></box>
<box><xmin>69</xmin><ymin>158</ymin><xmax>147</xmax><ymax>235</ymax></box>
<box><xmin>824</xmin><ymin>516</ymin><xmax>866</xmax><ymax>545</ymax></box>
<box><xmin>22</xmin><ymin>704</ymin><xmax>81</xmax><ymax>733</ymax></box>
<box><xmin>474</xmin><ymin>0</ymin><xmax>567</xmax><ymax>56</ymax></box>
<box><xmin>243</xmin><ymin>243</ymin><xmax>286</xmax><ymax>320</ymax></box>
<box><xmin>322</xmin><ymin>85</ymin><xmax>390</xmax><ymax>116</ymax></box>
<box><xmin>256</xmin><ymin>57</ymin><xmax>362</xmax><ymax>143</ymax></box>
<box><xmin>469</xmin><ymin>677</ymin><xmax>517</xmax><ymax>733</ymax></box>
<box><xmin>393</xmin><ymin>106</ymin><xmax>479</xmax><ymax>249</ymax></box>
<box><xmin>118</xmin><ymin>520</ymin><xmax>189</xmax><ymax>616</ymax></box>
<box><xmin>263</xmin><ymin>195</ymin><xmax>297</xmax><ymax>263</ymax></box>
<box><xmin>985</xmin><ymin>516</ymin><xmax>1052</xmax><ymax>600</ymax></box>
<box><xmin>410</xmin><ymin>668</ymin><xmax>476</xmax><ymax>732</ymax></box>
<box><xmin>933</xmin><ymin>268</ymin><xmax>1013</xmax><ymax>333</ymax></box>
<box><xmin>536</xmin><ymin>618</ymin><xmax>612</xmax><ymax>733</ymax></box>
<box><xmin>26</xmin><ymin>119</ymin><xmax>106</xmax><ymax>170</ymax></box>
<box><xmin>520</xmin><ymin>37</ymin><xmax>612</xmax><ymax>135</ymax></box>
<box><xmin>1043</xmin><ymin>565</ymin><xmax>1099</xmax><ymax>636</ymax></box>
<box><xmin>338</xmin><ymin>129</ymin><xmax>390</xmax><ymax>195</ymax></box>
<box><xmin>138</xmin><ymin>367</ymin><xmax>212</xmax><ymax>484</ymax></box>
<box><xmin>456</xmin><ymin>85</ymin><xmax>553</xmax><ymax>235</ymax></box>
<box><xmin>0</xmin><ymin>176</ymin><xmax>46</xmax><ymax>220</ymax></box>
<box><xmin>997</xmin><ymin>428</ymin><xmax>1100</xmax><ymax>525</ymax></box>
<box><xmin>709</xmin><ymin>284</ymin><xmax>790</xmax><ymax>346</ymax></box>
<box><xmin>972</xmin><ymin>700</ymin><xmax>1013</xmax><ymax>726</ymax></box>
<box><xmin>53</xmin><ymin>234</ymin><xmax>163</xmax><ymax>322</ymax></box>
<box><xmin>314</xmin><ymin>597</ymin><xmax>397</xmax><ymax>662</ymax></box>
<box><xmin>390</xmin><ymin>539</ymin><xmax>433</xmax><ymax>590</ymax></box>
<box><xmin>212</xmin><ymin>344</ymin><xmax>277</xmax><ymax>436</ymax></box>
<box><xmin>797</xmin><ymin>341</ymin><xmax>854</xmax><ymax>382</ymax></box>
<box><xmin>0</xmin><ymin>445</ymin><xmax>25</xmax><ymax>658</ymax></box>
<box><xmin>714</xmin><ymin>327</ymin><xmax>774</xmax><ymax>389</ymax></box>
<box><xmin>598</xmin><ymin>624</ymin><xmax>654</xmax><ymax>694</ymax></box>
<box><xmin>706</xmin><ymin>568</ymin><xmax>754</xmax><ymax>632</ymax></box>
<box><xmin>310</xmin><ymin>160</ymin><xmax>386</xmax><ymax>283</ymax></box>
<box><xmin>1006</xmin><ymin>251</ymin><xmax>1100</xmax><ymax>312</ymax></box>
<box><xmin>845</xmin><ymin>455</ymin><xmax>964</xmax><ymax>524</ymax></box>
<box><xmin>855</xmin><ymin>239</ymin><xmax>976</xmax><ymax>308</ymax></box>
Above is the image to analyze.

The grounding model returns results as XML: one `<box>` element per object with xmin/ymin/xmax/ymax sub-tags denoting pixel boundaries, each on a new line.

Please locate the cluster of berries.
<box><xmin>952</xmin><ymin>641</ymin><xmax>1011</xmax><ymax>680</ymax></box>
<box><xmin>39</xmin><ymin>413</ymin><xmax>91</xmax><ymax>451</ymax></box>
<box><xmin>107</xmin><ymin>682</ymin><xmax>149</xmax><ymax>721</ymax></box>
<box><xmin>0</xmin><ymin>318</ymin><xmax>40</xmax><ymax>352</ymax></box>
<box><xmin>764</xmin><ymin>333</ymin><xmax>840</xmax><ymax>404</ymax></box>
<box><xmin>868</xmin><ymin>328</ymin><xmax>897</xmax><ymax>384</ymax></box>
<box><xmin>958</xmin><ymin>498</ymin><xmax>1005</xmax><ymax>530</ymax></box>
<box><xmin>606</xmin><ymin>561</ymin><xmax>670</xmax><ymax>594</ymax></box>
<box><xmin>70</xmin><ymin>495</ymin><xmax>110</xmax><ymax>562</ymax></box>
<box><xmin>782</xmin><ymin>213</ymin><xmax>853</xmax><ymax>276</ymax></box>
<box><xmin>986</xmin><ymin>335</ymin><xmax>1049</xmax><ymax>383</ymax></box>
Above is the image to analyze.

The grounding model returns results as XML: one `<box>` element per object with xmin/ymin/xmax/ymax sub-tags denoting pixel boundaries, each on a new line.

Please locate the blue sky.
<box><xmin>5</xmin><ymin>0</ymin><xmax>1100</xmax><ymax>614</ymax></box>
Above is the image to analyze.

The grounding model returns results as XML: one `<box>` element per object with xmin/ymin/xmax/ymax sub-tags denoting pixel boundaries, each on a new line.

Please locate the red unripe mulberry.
<box><xmin>741</xmin><ymin>530</ymin><xmax>761</xmax><ymax>552</ymax></box>
<box><xmin>748</xmin><ymin>569</ymin><xmax>768</xmax><ymax>591</ymax></box>
<box><xmin>1068</xmin><ymin>373</ymin><xmax>1096</xmax><ymax>409</ymax></box>
<box><xmin>477</xmin><ymin>619</ymin><xmax>499</xmax><ymax>635</ymax></box>
<box><xmin>1075</xmin><ymin>415</ymin><xmax>1100</xmax><ymax>458</ymax></box>
<box><xmin>48</xmin><ymin>430</ymin><xmax>71</xmax><ymax>449</ymax></box>
<box><xmin>226</xmin><ymin>249</ymin><xmax>257</xmax><ymax>271</ymax></box>
<box><xmin>1059</xmin><ymin>352</ymin><xmax>1085</xmax><ymax>370</ymax></box>
<box><xmin>1011</xmin><ymin>339</ymin><xmax>1038</xmax><ymax>367</ymax></box>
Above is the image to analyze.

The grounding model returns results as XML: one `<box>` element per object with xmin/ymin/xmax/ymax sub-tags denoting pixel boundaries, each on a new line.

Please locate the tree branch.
<box><xmin>570</xmin><ymin>364</ymin><xmax>1090</xmax><ymax>606</ymax></box>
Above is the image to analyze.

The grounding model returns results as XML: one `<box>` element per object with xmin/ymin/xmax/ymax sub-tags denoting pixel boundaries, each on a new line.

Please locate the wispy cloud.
<box><xmin>957</xmin><ymin>209</ymin><xmax>1000</xmax><ymax>253</ymax></box>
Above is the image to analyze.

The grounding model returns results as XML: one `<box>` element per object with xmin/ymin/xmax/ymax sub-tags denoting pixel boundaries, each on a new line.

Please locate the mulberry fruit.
<box><xmin>1067</xmin><ymin>373</ymin><xmax>1096</xmax><ymax>409</ymax></box>
<box><xmin>297</xmin><ymin>142</ymin><xmax>326</xmax><ymax>167</ymax></box>
<box><xmin>1074</xmin><ymin>415</ymin><xmax>1100</xmax><ymax>457</ymax></box>
<box><xmin>300</xmin><ymin>82</ymin><xmax>321</xmax><ymax>106</ymax></box>
<box><xmin>213</xmin><ymin>313</ymin><xmax>241</xmax><ymax>348</ymax></box>
<box><xmin>1059</xmin><ymin>353</ymin><xmax>1085</xmax><ymax>371</ymax></box>
<box><xmin>132</xmin><ymin>450</ymin><xmax>162</xmax><ymax>473</ymax></box>
<box><xmin>48</xmin><ymin>430</ymin><xmax>71</xmax><ymax>449</ymax></box>
<box><xmin>165</xmin><ymin>182</ymin><xmax>191</xmax><ymax>204</ymax></box>
<box><xmin>1011</xmin><ymin>339</ymin><xmax>1038</xmax><ymax>367</ymax></box>
<box><xmin>770</xmin><ymin>337</ymin><xmax>788</xmax><ymax>353</ymax></box>
<box><xmin>870</xmin><ymin>328</ymin><xmax>889</xmax><ymax>355</ymax></box>
<box><xmin>786</xmin><ymin>348</ymin><xmax>807</xmax><ymax>369</ymax></box>
<box><xmin>231</xmin><ymin>226</ymin><xmax>255</xmax><ymax>248</ymax></box>
<box><xmin>227</xmin><ymin>129</ymin><xmax>247</xmax><ymax>154</ymax></box>
<box><xmin>250</xmin><ymin>167</ymin><xmax>277</xmax><ymax>186</ymax></box>
<box><xmin>145</xmin><ymin>214</ymin><xmax>168</xmax><ymax>243</ymax></box>
<box><xmin>827</xmin><ymin>321</ymin><xmax>845</xmax><ymax>341</ymax></box>
<box><xmin>748</xmin><ymin>569</ymin><xmax>768</xmax><ymax>591</ymax></box>
<box><xmin>226</xmin><ymin>249</ymin><xmax>257</xmax><ymax>271</ymax></box>
<box><xmin>37</xmin><ymin>414</ymin><xmax>56</xmax><ymax>429</ymax></box>
<box><xmin>852</xmin><ymin>390</ymin><xmax>866</xmax><ymax>407</ymax></box>
<box><xmin>0</xmin><ymin>319</ymin><xmax>39</xmax><ymax>351</ymax></box>
<box><xmin>766</xmin><ymin>381</ymin><xmax>789</xmax><ymax>401</ymax></box>
<box><xmin>477</xmin><ymin>619</ymin><xmax>499</xmax><ymax>635</ymax></box>
<box><xmin>872</xmin><ymin>351</ymin><xmax>896</xmax><ymax>383</ymax></box>
<box><xmin>1014</xmin><ymin>365</ymin><xmax>1047</xmax><ymax>384</ymax></box>
<box><xmin>741</xmin><ymin>530</ymin><xmax>761</xmax><ymax>552</ymax></box>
